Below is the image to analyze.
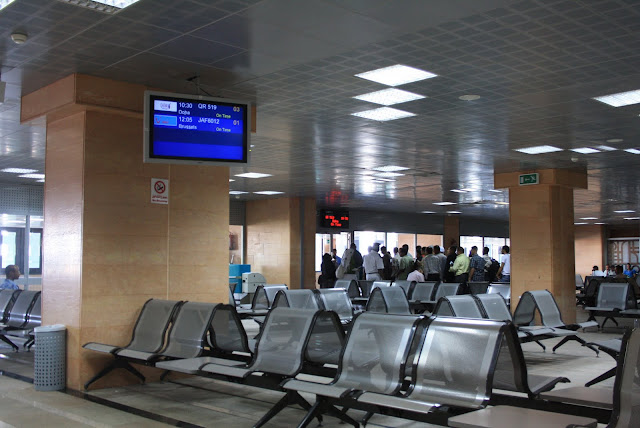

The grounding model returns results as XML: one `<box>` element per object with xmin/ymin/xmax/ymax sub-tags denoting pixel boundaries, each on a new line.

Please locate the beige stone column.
<box><xmin>494</xmin><ymin>168</ymin><xmax>587</xmax><ymax>322</ymax></box>
<box><xmin>443</xmin><ymin>216</ymin><xmax>460</xmax><ymax>249</ymax></box>
<box><xmin>246</xmin><ymin>197</ymin><xmax>316</xmax><ymax>288</ymax></box>
<box><xmin>22</xmin><ymin>74</ymin><xmax>230</xmax><ymax>390</ymax></box>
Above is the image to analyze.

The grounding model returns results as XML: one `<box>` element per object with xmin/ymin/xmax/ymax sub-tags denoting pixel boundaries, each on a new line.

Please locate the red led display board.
<box><xmin>320</xmin><ymin>210</ymin><xmax>349</xmax><ymax>229</ymax></box>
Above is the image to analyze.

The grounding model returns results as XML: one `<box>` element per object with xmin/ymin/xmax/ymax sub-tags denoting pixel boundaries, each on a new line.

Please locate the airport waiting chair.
<box><xmin>304</xmin><ymin>310</ymin><xmax>346</xmax><ymax>367</ymax></box>
<box><xmin>0</xmin><ymin>290</ymin><xmax>41</xmax><ymax>352</ymax></box>
<box><xmin>0</xmin><ymin>289</ymin><xmax>20</xmax><ymax>323</ymax></box>
<box><xmin>585</xmin><ymin>283</ymin><xmax>638</xmax><ymax>328</ymax></box>
<box><xmin>393</xmin><ymin>280</ymin><xmax>416</xmax><ymax>298</ymax></box>
<box><xmin>487</xmin><ymin>283</ymin><xmax>511</xmax><ymax>303</ymax></box>
<box><xmin>236</xmin><ymin>284</ymin><xmax>287</xmax><ymax>318</ymax></box>
<box><xmin>358</xmin><ymin>280</ymin><xmax>375</xmax><ymax>298</ymax></box>
<box><xmin>468</xmin><ymin>281</ymin><xmax>490</xmax><ymax>295</ymax></box>
<box><xmin>513</xmin><ymin>290</ymin><xmax>599</xmax><ymax>355</ymax></box>
<box><xmin>366</xmin><ymin>286</ymin><xmax>411</xmax><ymax>314</ymax></box>
<box><xmin>433</xmin><ymin>295</ymin><xmax>484</xmax><ymax>318</ymax></box>
<box><xmin>82</xmin><ymin>299</ymin><xmax>182</xmax><ymax>389</ymax></box>
<box><xmin>282</xmin><ymin>312</ymin><xmax>423</xmax><ymax>428</ymax></box>
<box><xmin>334</xmin><ymin>279</ymin><xmax>357</xmax><ymax>294</ymax></box>
<box><xmin>273</xmin><ymin>289</ymin><xmax>320</xmax><ymax>310</ymax></box>
<box><xmin>313</xmin><ymin>288</ymin><xmax>354</xmax><ymax>326</ymax></box>
<box><xmin>410</xmin><ymin>282</ymin><xmax>438</xmax><ymax>302</ymax></box>
<box><xmin>11</xmin><ymin>293</ymin><xmax>41</xmax><ymax>350</ymax></box>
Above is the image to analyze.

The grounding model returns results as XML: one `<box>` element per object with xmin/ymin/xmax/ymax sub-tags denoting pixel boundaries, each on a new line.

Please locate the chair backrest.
<box><xmin>210</xmin><ymin>304</ymin><xmax>252</xmax><ymax>354</ymax></box>
<box><xmin>23</xmin><ymin>293</ymin><xmax>41</xmax><ymax>329</ymax></box>
<box><xmin>474</xmin><ymin>294</ymin><xmax>512</xmax><ymax>321</ymax></box>
<box><xmin>393</xmin><ymin>280</ymin><xmax>416</xmax><ymax>299</ymax></box>
<box><xmin>468</xmin><ymin>282</ymin><xmax>490</xmax><ymax>295</ymax></box>
<box><xmin>229</xmin><ymin>285</ymin><xmax>235</xmax><ymax>306</ymax></box>
<box><xmin>408</xmin><ymin>317</ymin><xmax>506</xmax><ymax>409</ymax></box>
<box><xmin>125</xmin><ymin>299</ymin><xmax>182</xmax><ymax>352</ymax></box>
<box><xmin>434</xmin><ymin>295</ymin><xmax>484</xmax><ymax>318</ymax></box>
<box><xmin>0</xmin><ymin>289</ymin><xmax>19</xmax><ymax>322</ymax></box>
<box><xmin>575</xmin><ymin>274</ymin><xmax>583</xmax><ymax>288</ymax></box>
<box><xmin>334</xmin><ymin>279</ymin><xmax>356</xmax><ymax>292</ymax></box>
<box><xmin>273</xmin><ymin>289</ymin><xmax>320</xmax><ymax>310</ymax></box>
<box><xmin>162</xmin><ymin>302</ymin><xmax>218</xmax><ymax>359</ymax></box>
<box><xmin>609</xmin><ymin>327</ymin><xmax>640</xmax><ymax>428</ymax></box>
<box><xmin>487</xmin><ymin>283</ymin><xmax>511</xmax><ymax>300</ymax></box>
<box><xmin>491</xmin><ymin>322</ymin><xmax>536</xmax><ymax>397</ymax></box>
<box><xmin>366</xmin><ymin>287</ymin><xmax>410</xmax><ymax>314</ymax></box>
<box><xmin>304</xmin><ymin>311</ymin><xmax>346</xmax><ymax>365</ymax></box>
<box><xmin>345</xmin><ymin>280</ymin><xmax>361</xmax><ymax>299</ymax></box>
<box><xmin>252</xmin><ymin>285</ymin><xmax>288</xmax><ymax>310</ymax></box>
<box><xmin>333</xmin><ymin>313</ymin><xmax>422</xmax><ymax>395</ymax></box>
<box><xmin>358</xmin><ymin>280</ymin><xmax>374</xmax><ymax>298</ymax></box>
<box><xmin>314</xmin><ymin>289</ymin><xmax>353</xmax><ymax>324</ymax></box>
<box><xmin>433</xmin><ymin>282</ymin><xmax>460</xmax><ymax>301</ymax></box>
<box><xmin>5</xmin><ymin>290</ymin><xmax>40</xmax><ymax>328</ymax></box>
<box><xmin>411</xmin><ymin>282</ymin><xmax>437</xmax><ymax>301</ymax></box>
<box><xmin>514</xmin><ymin>290</ymin><xmax>564</xmax><ymax>328</ymax></box>
<box><xmin>249</xmin><ymin>307</ymin><xmax>319</xmax><ymax>376</ymax></box>
<box><xmin>371</xmin><ymin>280</ymin><xmax>392</xmax><ymax>291</ymax></box>
<box><xmin>597</xmin><ymin>283</ymin><xmax>634</xmax><ymax>310</ymax></box>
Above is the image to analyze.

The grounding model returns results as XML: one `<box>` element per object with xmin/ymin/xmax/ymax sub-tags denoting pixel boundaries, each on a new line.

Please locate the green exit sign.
<box><xmin>519</xmin><ymin>173</ymin><xmax>539</xmax><ymax>186</ymax></box>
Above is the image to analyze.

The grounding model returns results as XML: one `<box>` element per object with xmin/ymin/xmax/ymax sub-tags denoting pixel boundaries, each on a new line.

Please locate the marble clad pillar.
<box><xmin>443</xmin><ymin>216</ymin><xmax>460</xmax><ymax>250</ymax></box>
<box><xmin>494</xmin><ymin>168</ymin><xmax>588</xmax><ymax>322</ymax></box>
<box><xmin>21</xmin><ymin>74</ymin><xmax>230</xmax><ymax>390</ymax></box>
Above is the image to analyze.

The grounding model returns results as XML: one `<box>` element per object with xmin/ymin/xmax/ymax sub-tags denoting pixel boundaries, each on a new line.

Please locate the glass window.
<box><xmin>354</xmin><ymin>231</ymin><xmax>385</xmax><ymax>255</ymax></box>
<box><xmin>483</xmin><ymin>237</ymin><xmax>507</xmax><ymax>260</ymax></box>
<box><xmin>333</xmin><ymin>232</ymin><xmax>349</xmax><ymax>260</ymax></box>
<box><xmin>229</xmin><ymin>225</ymin><xmax>243</xmax><ymax>264</ymax></box>
<box><xmin>460</xmin><ymin>236</ymin><xmax>483</xmax><ymax>255</ymax></box>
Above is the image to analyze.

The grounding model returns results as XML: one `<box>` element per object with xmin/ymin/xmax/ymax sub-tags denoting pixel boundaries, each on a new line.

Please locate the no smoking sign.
<box><xmin>151</xmin><ymin>178</ymin><xmax>169</xmax><ymax>204</ymax></box>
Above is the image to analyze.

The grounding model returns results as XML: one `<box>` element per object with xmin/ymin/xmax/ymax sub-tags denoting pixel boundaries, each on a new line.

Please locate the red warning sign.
<box><xmin>151</xmin><ymin>178</ymin><xmax>169</xmax><ymax>204</ymax></box>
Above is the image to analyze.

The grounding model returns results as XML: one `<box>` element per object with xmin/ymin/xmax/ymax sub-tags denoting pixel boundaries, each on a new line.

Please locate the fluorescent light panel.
<box><xmin>447</xmin><ymin>211</ymin><xmax>462</xmax><ymax>214</ymax></box>
<box><xmin>580</xmin><ymin>217</ymin><xmax>598</xmax><ymax>220</ymax></box>
<box><xmin>1</xmin><ymin>168</ymin><xmax>37</xmax><ymax>174</ymax></box>
<box><xmin>574</xmin><ymin>222</ymin><xmax>588</xmax><ymax>225</ymax></box>
<box><xmin>58</xmin><ymin>0</ymin><xmax>141</xmax><ymax>13</ymax></box>
<box><xmin>614</xmin><ymin>210</ymin><xmax>635</xmax><ymax>213</ymax></box>
<box><xmin>451</xmin><ymin>189</ymin><xmax>467</xmax><ymax>193</ymax></box>
<box><xmin>378</xmin><ymin>172</ymin><xmax>404</xmax><ymax>178</ymax></box>
<box><xmin>514</xmin><ymin>145</ymin><xmax>563</xmax><ymax>154</ymax></box>
<box><xmin>354</xmin><ymin>88</ymin><xmax>425</xmax><ymax>106</ymax></box>
<box><xmin>571</xmin><ymin>147</ymin><xmax>600</xmax><ymax>154</ymax></box>
<box><xmin>434</xmin><ymin>202</ymin><xmax>456</xmax><ymax>206</ymax></box>
<box><xmin>253</xmin><ymin>191</ymin><xmax>284</xmax><ymax>195</ymax></box>
<box><xmin>351</xmin><ymin>107</ymin><xmax>416</xmax><ymax>121</ymax></box>
<box><xmin>624</xmin><ymin>217</ymin><xmax>640</xmax><ymax>220</ymax></box>
<box><xmin>372</xmin><ymin>165</ymin><xmax>410</xmax><ymax>172</ymax></box>
<box><xmin>229</xmin><ymin>179</ymin><xmax>235</xmax><ymax>182</ymax></box>
<box><xmin>624</xmin><ymin>148</ymin><xmax>640</xmax><ymax>154</ymax></box>
<box><xmin>596</xmin><ymin>145</ymin><xmax>617</xmax><ymax>151</ymax></box>
<box><xmin>420</xmin><ymin>211</ymin><xmax>436</xmax><ymax>214</ymax></box>
<box><xmin>229</xmin><ymin>191</ymin><xmax>248</xmax><ymax>195</ymax></box>
<box><xmin>0</xmin><ymin>0</ymin><xmax>15</xmax><ymax>11</ymax></box>
<box><xmin>19</xmin><ymin>173</ymin><xmax>45</xmax><ymax>179</ymax></box>
<box><xmin>235</xmin><ymin>172</ymin><xmax>272</xmax><ymax>179</ymax></box>
<box><xmin>593</xmin><ymin>89</ymin><xmax>640</xmax><ymax>107</ymax></box>
<box><xmin>355</xmin><ymin>65</ymin><xmax>437</xmax><ymax>86</ymax></box>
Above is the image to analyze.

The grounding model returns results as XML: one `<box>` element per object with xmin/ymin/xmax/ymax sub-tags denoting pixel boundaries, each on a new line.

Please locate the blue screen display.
<box><xmin>148</xmin><ymin>94</ymin><xmax>248</xmax><ymax>163</ymax></box>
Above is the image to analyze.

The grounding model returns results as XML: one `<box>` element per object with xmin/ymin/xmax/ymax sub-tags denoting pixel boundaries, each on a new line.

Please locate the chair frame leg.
<box><xmin>552</xmin><ymin>336</ymin><xmax>599</xmax><ymax>356</ymax></box>
<box><xmin>253</xmin><ymin>391</ymin><xmax>321</xmax><ymax>428</ymax></box>
<box><xmin>534</xmin><ymin>340</ymin><xmax>546</xmax><ymax>351</ymax></box>
<box><xmin>0</xmin><ymin>335</ymin><xmax>19</xmax><ymax>352</ymax></box>
<box><xmin>585</xmin><ymin>367</ymin><xmax>616</xmax><ymax>387</ymax></box>
<box><xmin>84</xmin><ymin>359</ymin><xmax>146</xmax><ymax>390</ymax></box>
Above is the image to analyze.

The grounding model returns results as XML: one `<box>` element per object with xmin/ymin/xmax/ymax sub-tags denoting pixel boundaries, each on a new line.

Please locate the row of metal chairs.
<box><xmin>157</xmin><ymin>306</ymin><xmax>637</xmax><ymax>427</ymax></box>
<box><xmin>0</xmin><ymin>289</ymin><xmax>41</xmax><ymax>351</ymax></box>
<box><xmin>585</xmin><ymin>282</ymin><xmax>640</xmax><ymax>328</ymax></box>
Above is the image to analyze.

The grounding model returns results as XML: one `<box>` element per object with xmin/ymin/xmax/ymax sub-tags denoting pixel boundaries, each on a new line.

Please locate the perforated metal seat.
<box><xmin>82</xmin><ymin>299</ymin><xmax>182</xmax><ymax>389</ymax></box>
<box><xmin>487</xmin><ymin>283</ymin><xmax>511</xmax><ymax>300</ymax></box>
<box><xmin>314</xmin><ymin>288</ymin><xmax>353</xmax><ymax>325</ymax></box>
<box><xmin>0</xmin><ymin>289</ymin><xmax>19</xmax><ymax>323</ymax></box>
<box><xmin>411</xmin><ymin>282</ymin><xmax>437</xmax><ymax>302</ymax></box>
<box><xmin>273</xmin><ymin>289</ymin><xmax>320</xmax><ymax>310</ymax></box>
<box><xmin>393</xmin><ymin>280</ymin><xmax>416</xmax><ymax>298</ymax></box>
<box><xmin>468</xmin><ymin>281</ymin><xmax>490</xmax><ymax>295</ymax></box>
<box><xmin>585</xmin><ymin>283</ymin><xmax>638</xmax><ymax>328</ymax></box>
<box><xmin>358</xmin><ymin>280</ymin><xmax>375</xmax><ymax>298</ymax></box>
<box><xmin>305</xmin><ymin>311</ymin><xmax>345</xmax><ymax>365</ymax></box>
<box><xmin>0</xmin><ymin>290</ymin><xmax>41</xmax><ymax>351</ymax></box>
<box><xmin>434</xmin><ymin>295</ymin><xmax>484</xmax><ymax>318</ymax></box>
<box><xmin>358</xmin><ymin>317</ymin><xmax>508</xmax><ymax>414</ymax></box>
<box><xmin>366</xmin><ymin>286</ymin><xmax>410</xmax><ymax>314</ymax></box>
<box><xmin>334</xmin><ymin>279</ymin><xmax>357</xmax><ymax>293</ymax></box>
<box><xmin>237</xmin><ymin>284</ymin><xmax>288</xmax><ymax>317</ymax></box>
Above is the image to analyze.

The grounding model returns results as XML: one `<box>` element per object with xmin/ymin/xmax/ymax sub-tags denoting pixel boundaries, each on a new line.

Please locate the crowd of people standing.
<box><xmin>319</xmin><ymin>242</ymin><xmax>511</xmax><ymax>288</ymax></box>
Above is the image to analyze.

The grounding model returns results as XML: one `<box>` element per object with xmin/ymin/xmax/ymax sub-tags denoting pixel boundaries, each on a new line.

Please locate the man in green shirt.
<box><xmin>449</xmin><ymin>246</ymin><xmax>470</xmax><ymax>284</ymax></box>
<box><xmin>397</xmin><ymin>247</ymin><xmax>415</xmax><ymax>280</ymax></box>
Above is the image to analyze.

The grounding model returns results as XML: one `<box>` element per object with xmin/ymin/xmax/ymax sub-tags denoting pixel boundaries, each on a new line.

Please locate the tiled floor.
<box><xmin>0</xmin><ymin>310</ymin><xmax>634</xmax><ymax>428</ymax></box>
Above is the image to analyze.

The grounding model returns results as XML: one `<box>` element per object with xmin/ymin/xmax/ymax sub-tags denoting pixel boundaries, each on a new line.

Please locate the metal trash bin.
<box><xmin>34</xmin><ymin>324</ymin><xmax>66</xmax><ymax>391</ymax></box>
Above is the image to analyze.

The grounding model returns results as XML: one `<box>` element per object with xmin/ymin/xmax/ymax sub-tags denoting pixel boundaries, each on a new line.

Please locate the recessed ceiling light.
<box><xmin>229</xmin><ymin>179</ymin><xmax>235</xmax><ymax>182</ymax></box>
<box><xmin>624</xmin><ymin>217</ymin><xmax>640</xmax><ymax>220</ymax></box>
<box><xmin>624</xmin><ymin>148</ymin><xmax>640</xmax><ymax>154</ymax></box>
<box><xmin>0</xmin><ymin>0</ymin><xmax>15</xmax><ymax>11</ymax></box>
<box><xmin>593</xmin><ymin>89</ymin><xmax>640</xmax><ymax>107</ymax></box>
<box><xmin>459</xmin><ymin>95</ymin><xmax>481</xmax><ymax>101</ymax></box>
<box><xmin>606</xmin><ymin>139</ymin><xmax>623</xmax><ymax>143</ymax></box>
<box><xmin>355</xmin><ymin>64</ymin><xmax>437</xmax><ymax>86</ymax></box>
<box><xmin>514</xmin><ymin>145</ymin><xmax>563</xmax><ymax>154</ymax></box>
<box><xmin>378</xmin><ymin>172</ymin><xmax>405</xmax><ymax>178</ymax></box>
<box><xmin>420</xmin><ymin>211</ymin><xmax>436</xmax><ymax>214</ymax></box>
<box><xmin>58</xmin><ymin>0</ymin><xmax>141</xmax><ymax>13</ymax></box>
<box><xmin>571</xmin><ymin>147</ymin><xmax>601</xmax><ymax>154</ymax></box>
<box><xmin>372</xmin><ymin>165</ymin><xmax>410</xmax><ymax>172</ymax></box>
<box><xmin>36</xmin><ymin>179</ymin><xmax>45</xmax><ymax>183</ymax></box>
<box><xmin>574</xmin><ymin>222</ymin><xmax>588</xmax><ymax>225</ymax></box>
<box><xmin>354</xmin><ymin>88</ymin><xmax>425</xmax><ymax>106</ymax></box>
<box><xmin>594</xmin><ymin>222</ymin><xmax>607</xmax><ymax>225</ymax></box>
<box><xmin>495</xmin><ymin>202</ymin><xmax>509</xmax><ymax>205</ymax></box>
<box><xmin>1</xmin><ymin>168</ymin><xmax>37</xmax><ymax>174</ymax></box>
<box><xmin>614</xmin><ymin>210</ymin><xmax>635</xmax><ymax>213</ymax></box>
<box><xmin>434</xmin><ymin>202</ymin><xmax>456</xmax><ymax>206</ymax></box>
<box><xmin>488</xmin><ymin>189</ymin><xmax>502</xmax><ymax>193</ymax></box>
<box><xmin>580</xmin><ymin>217</ymin><xmax>598</xmax><ymax>220</ymax></box>
<box><xmin>596</xmin><ymin>145</ymin><xmax>617</xmax><ymax>151</ymax></box>
<box><xmin>19</xmin><ymin>173</ymin><xmax>45</xmax><ymax>179</ymax></box>
<box><xmin>451</xmin><ymin>189</ymin><xmax>467</xmax><ymax>193</ymax></box>
<box><xmin>351</xmin><ymin>107</ymin><xmax>416</xmax><ymax>121</ymax></box>
<box><xmin>253</xmin><ymin>191</ymin><xmax>284</xmax><ymax>195</ymax></box>
<box><xmin>229</xmin><ymin>191</ymin><xmax>248</xmax><ymax>195</ymax></box>
<box><xmin>447</xmin><ymin>211</ymin><xmax>462</xmax><ymax>214</ymax></box>
<box><xmin>235</xmin><ymin>172</ymin><xmax>272</xmax><ymax>178</ymax></box>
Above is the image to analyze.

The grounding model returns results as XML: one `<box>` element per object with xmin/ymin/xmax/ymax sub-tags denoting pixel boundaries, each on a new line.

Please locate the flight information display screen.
<box><xmin>144</xmin><ymin>91</ymin><xmax>250</xmax><ymax>165</ymax></box>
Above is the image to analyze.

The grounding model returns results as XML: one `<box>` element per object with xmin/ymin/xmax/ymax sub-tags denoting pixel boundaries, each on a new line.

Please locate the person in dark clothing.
<box><xmin>350</xmin><ymin>243</ymin><xmax>364</xmax><ymax>279</ymax></box>
<box><xmin>444</xmin><ymin>245</ymin><xmax>457</xmax><ymax>282</ymax></box>
<box><xmin>320</xmin><ymin>253</ymin><xmax>337</xmax><ymax>288</ymax></box>
<box><xmin>380</xmin><ymin>245</ymin><xmax>393</xmax><ymax>280</ymax></box>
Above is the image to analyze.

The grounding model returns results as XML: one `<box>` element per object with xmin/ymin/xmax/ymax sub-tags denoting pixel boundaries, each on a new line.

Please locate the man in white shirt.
<box><xmin>407</xmin><ymin>262</ymin><xmax>425</xmax><ymax>282</ymax></box>
<box><xmin>363</xmin><ymin>243</ymin><xmax>384</xmax><ymax>280</ymax></box>
<box><xmin>591</xmin><ymin>266</ymin><xmax>605</xmax><ymax>277</ymax></box>
<box><xmin>496</xmin><ymin>245</ymin><xmax>511</xmax><ymax>282</ymax></box>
